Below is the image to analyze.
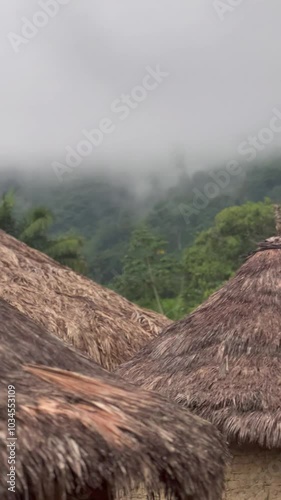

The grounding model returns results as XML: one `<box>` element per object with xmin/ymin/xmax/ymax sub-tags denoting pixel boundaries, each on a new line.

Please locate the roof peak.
<box><xmin>256</xmin><ymin>236</ymin><xmax>281</xmax><ymax>252</ymax></box>
<box><xmin>274</xmin><ymin>204</ymin><xmax>281</xmax><ymax>236</ymax></box>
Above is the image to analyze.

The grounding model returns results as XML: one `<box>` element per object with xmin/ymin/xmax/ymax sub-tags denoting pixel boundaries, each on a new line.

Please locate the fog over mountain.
<box><xmin>1</xmin><ymin>0</ymin><xmax>281</xmax><ymax>181</ymax></box>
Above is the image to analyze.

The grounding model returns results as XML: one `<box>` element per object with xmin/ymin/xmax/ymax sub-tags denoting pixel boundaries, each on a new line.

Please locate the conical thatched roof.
<box><xmin>0</xmin><ymin>230</ymin><xmax>171</xmax><ymax>370</ymax></box>
<box><xmin>0</xmin><ymin>298</ymin><xmax>227</xmax><ymax>500</ymax></box>
<box><xmin>118</xmin><ymin>235</ymin><xmax>281</xmax><ymax>449</ymax></box>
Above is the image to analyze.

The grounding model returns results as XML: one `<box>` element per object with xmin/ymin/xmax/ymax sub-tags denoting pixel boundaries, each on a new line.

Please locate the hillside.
<box><xmin>0</xmin><ymin>159</ymin><xmax>280</xmax><ymax>318</ymax></box>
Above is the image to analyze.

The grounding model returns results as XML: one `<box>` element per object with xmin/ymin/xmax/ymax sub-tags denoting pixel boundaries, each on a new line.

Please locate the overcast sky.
<box><xmin>1</xmin><ymin>0</ymin><xmax>281</xmax><ymax>176</ymax></box>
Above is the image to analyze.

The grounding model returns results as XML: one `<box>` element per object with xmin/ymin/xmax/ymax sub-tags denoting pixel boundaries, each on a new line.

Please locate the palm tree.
<box><xmin>19</xmin><ymin>206</ymin><xmax>54</xmax><ymax>251</ymax></box>
<box><xmin>0</xmin><ymin>191</ymin><xmax>17</xmax><ymax>236</ymax></box>
<box><xmin>47</xmin><ymin>233</ymin><xmax>87</xmax><ymax>273</ymax></box>
<box><xmin>0</xmin><ymin>193</ymin><xmax>86</xmax><ymax>274</ymax></box>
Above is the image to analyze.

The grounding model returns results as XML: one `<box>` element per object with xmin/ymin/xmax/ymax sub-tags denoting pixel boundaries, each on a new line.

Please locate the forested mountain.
<box><xmin>0</xmin><ymin>158</ymin><xmax>280</xmax><ymax>319</ymax></box>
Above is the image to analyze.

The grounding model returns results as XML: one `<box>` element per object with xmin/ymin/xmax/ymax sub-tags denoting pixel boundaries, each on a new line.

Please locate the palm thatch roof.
<box><xmin>118</xmin><ymin>235</ymin><xmax>281</xmax><ymax>449</ymax></box>
<box><xmin>0</xmin><ymin>230</ymin><xmax>171</xmax><ymax>370</ymax></box>
<box><xmin>0</xmin><ymin>298</ymin><xmax>227</xmax><ymax>500</ymax></box>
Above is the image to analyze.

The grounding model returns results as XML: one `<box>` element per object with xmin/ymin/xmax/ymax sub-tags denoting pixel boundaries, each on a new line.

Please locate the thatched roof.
<box><xmin>0</xmin><ymin>230</ymin><xmax>171</xmax><ymax>370</ymax></box>
<box><xmin>118</xmin><ymin>236</ymin><xmax>281</xmax><ymax>449</ymax></box>
<box><xmin>0</xmin><ymin>298</ymin><xmax>227</xmax><ymax>500</ymax></box>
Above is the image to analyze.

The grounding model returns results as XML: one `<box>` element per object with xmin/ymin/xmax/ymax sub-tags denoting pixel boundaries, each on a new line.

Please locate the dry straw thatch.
<box><xmin>118</xmin><ymin>232</ymin><xmax>281</xmax><ymax>449</ymax></box>
<box><xmin>0</xmin><ymin>230</ymin><xmax>171</xmax><ymax>370</ymax></box>
<box><xmin>0</xmin><ymin>298</ymin><xmax>228</xmax><ymax>500</ymax></box>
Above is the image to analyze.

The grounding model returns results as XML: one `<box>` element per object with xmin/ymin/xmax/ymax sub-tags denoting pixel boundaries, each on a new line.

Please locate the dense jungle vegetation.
<box><xmin>0</xmin><ymin>159</ymin><xmax>280</xmax><ymax>319</ymax></box>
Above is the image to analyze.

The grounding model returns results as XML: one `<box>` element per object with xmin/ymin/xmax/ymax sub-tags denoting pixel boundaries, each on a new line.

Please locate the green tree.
<box><xmin>183</xmin><ymin>199</ymin><xmax>275</xmax><ymax>311</ymax></box>
<box><xmin>19</xmin><ymin>206</ymin><xmax>54</xmax><ymax>250</ymax></box>
<box><xmin>84</xmin><ymin>212</ymin><xmax>135</xmax><ymax>283</ymax></box>
<box><xmin>0</xmin><ymin>195</ymin><xmax>86</xmax><ymax>273</ymax></box>
<box><xmin>47</xmin><ymin>233</ymin><xmax>86</xmax><ymax>273</ymax></box>
<box><xmin>113</xmin><ymin>224</ymin><xmax>182</xmax><ymax>314</ymax></box>
<box><xmin>0</xmin><ymin>191</ymin><xmax>17</xmax><ymax>236</ymax></box>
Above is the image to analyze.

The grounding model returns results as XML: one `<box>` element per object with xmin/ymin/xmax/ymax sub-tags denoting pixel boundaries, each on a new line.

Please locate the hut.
<box><xmin>0</xmin><ymin>230</ymin><xmax>171</xmax><ymax>370</ymax></box>
<box><xmin>118</xmin><ymin>217</ymin><xmax>281</xmax><ymax>499</ymax></box>
<box><xmin>0</xmin><ymin>298</ymin><xmax>227</xmax><ymax>500</ymax></box>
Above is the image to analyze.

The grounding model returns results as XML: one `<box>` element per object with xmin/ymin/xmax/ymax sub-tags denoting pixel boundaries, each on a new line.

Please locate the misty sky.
<box><xmin>1</xmin><ymin>0</ymin><xmax>281</xmax><ymax>175</ymax></box>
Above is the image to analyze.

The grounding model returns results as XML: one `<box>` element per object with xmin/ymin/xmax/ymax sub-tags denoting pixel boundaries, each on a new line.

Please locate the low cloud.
<box><xmin>0</xmin><ymin>0</ymin><xmax>280</xmax><ymax>179</ymax></box>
